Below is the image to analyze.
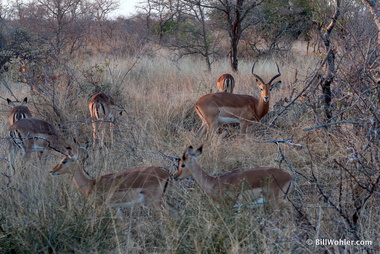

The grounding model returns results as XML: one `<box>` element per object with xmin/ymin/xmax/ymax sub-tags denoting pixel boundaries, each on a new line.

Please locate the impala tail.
<box><xmin>9</xmin><ymin>129</ymin><xmax>26</xmax><ymax>154</ymax></box>
<box><xmin>223</xmin><ymin>79</ymin><xmax>233</xmax><ymax>93</ymax></box>
<box><xmin>217</xmin><ymin>74</ymin><xmax>235</xmax><ymax>93</ymax></box>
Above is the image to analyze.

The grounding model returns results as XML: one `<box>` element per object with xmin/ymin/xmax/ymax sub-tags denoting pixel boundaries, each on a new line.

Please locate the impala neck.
<box><xmin>189</xmin><ymin>162</ymin><xmax>218</xmax><ymax>195</ymax></box>
<box><xmin>256</xmin><ymin>97</ymin><xmax>270</xmax><ymax>120</ymax></box>
<box><xmin>71</xmin><ymin>162</ymin><xmax>95</xmax><ymax>196</ymax></box>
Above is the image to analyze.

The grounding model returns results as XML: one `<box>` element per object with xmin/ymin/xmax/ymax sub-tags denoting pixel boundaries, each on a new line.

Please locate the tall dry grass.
<box><xmin>0</xmin><ymin>50</ymin><xmax>378</xmax><ymax>253</ymax></box>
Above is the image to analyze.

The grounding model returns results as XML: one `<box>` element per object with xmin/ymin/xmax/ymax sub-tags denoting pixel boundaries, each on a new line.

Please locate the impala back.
<box><xmin>9</xmin><ymin>118</ymin><xmax>72</xmax><ymax>156</ymax></box>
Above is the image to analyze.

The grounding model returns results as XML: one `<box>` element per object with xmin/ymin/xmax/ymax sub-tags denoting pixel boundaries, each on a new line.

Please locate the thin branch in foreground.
<box><xmin>155</xmin><ymin>150</ymin><xmax>181</xmax><ymax>176</ymax></box>
<box><xmin>303</xmin><ymin>120</ymin><xmax>376</xmax><ymax>134</ymax></box>
<box><xmin>261</xmin><ymin>139</ymin><xmax>308</xmax><ymax>181</ymax></box>
<box><xmin>268</xmin><ymin>53</ymin><xmax>329</xmax><ymax>127</ymax></box>
<box><xmin>9</xmin><ymin>136</ymin><xmax>70</xmax><ymax>156</ymax></box>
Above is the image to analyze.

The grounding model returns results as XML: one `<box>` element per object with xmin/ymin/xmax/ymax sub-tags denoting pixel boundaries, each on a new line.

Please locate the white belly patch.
<box><xmin>218</xmin><ymin>116</ymin><xmax>240</xmax><ymax>124</ymax></box>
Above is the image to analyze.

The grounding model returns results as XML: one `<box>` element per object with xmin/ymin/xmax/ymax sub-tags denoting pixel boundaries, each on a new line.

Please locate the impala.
<box><xmin>175</xmin><ymin>145</ymin><xmax>293</xmax><ymax>209</ymax></box>
<box><xmin>9</xmin><ymin>118</ymin><xmax>73</xmax><ymax>158</ymax></box>
<box><xmin>216</xmin><ymin>73</ymin><xmax>235</xmax><ymax>93</ymax></box>
<box><xmin>89</xmin><ymin>93</ymin><xmax>121</xmax><ymax>144</ymax></box>
<box><xmin>7</xmin><ymin>97</ymin><xmax>32</xmax><ymax>125</ymax></box>
<box><xmin>196</xmin><ymin>63</ymin><xmax>281</xmax><ymax>137</ymax></box>
<box><xmin>50</xmin><ymin>155</ymin><xmax>175</xmax><ymax>216</ymax></box>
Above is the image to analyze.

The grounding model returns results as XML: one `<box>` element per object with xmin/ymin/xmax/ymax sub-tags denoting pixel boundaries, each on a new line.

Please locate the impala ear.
<box><xmin>68</xmin><ymin>155</ymin><xmax>78</xmax><ymax>161</ymax></box>
<box><xmin>7</xmin><ymin>98</ymin><xmax>15</xmax><ymax>107</ymax></box>
<box><xmin>194</xmin><ymin>145</ymin><xmax>203</xmax><ymax>158</ymax></box>
<box><xmin>21</xmin><ymin>97</ymin><xmax>28</xmax><ymax>105</ymax></box>
<box><xmin>187</xmin><ymin>146</ymin><xmax>194</xmax><ymax>155</ymax></box>
<box><xmin>254</xmin><ymin>78</ymin><xmax>263</xmax><ymax>85</ymax></box>
<box><xmin>182</xmin><ymin>146</ymin><xmax>192</xmax><ymax>160</ymax></box>
<box><xmin>174</xmin><ymin>157</ymin><xmax>181</xmax><ymax>168</ymax></box>
<box><xmin>271</xmin><ymin>81</ymin><xmax>281</xmax><ymax>89</ymax></box>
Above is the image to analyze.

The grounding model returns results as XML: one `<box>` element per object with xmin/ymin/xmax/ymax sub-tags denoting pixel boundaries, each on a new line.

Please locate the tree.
<box><xmin>140</xmin><ymin>0</ymin><xmax>263</xmax><ymax>72</ymax></box>
<box><xmin>209</xmin><ymin>0</ymin><xmax>263</xmax><ymax>72</ymax></box>
<box><xmin>141</xmin><ymin>0</ymin><xmax>182</xmax><ymax>42</ymax></box>
<box><xmin>165</xmin><ymin>0</ymin><xmax>218</xmax><ymax>71</ymax></box>
<box><xmin>315</xmin><ymin>0</ymin><xmax>340</xmax><ymax>120</ymax></box>
<box><xmin>259</xmin><ymin>0</ymin><xmax>314</xmax><ymax>51</ymax></box>
<box><xmin>362</xmin><ymin>0</ymin><xmax>380</xmax><ymax>75</ymax></box>
<box><xmin>31</xmin><ymin>0</ymin><xmax>92</xmax><ymax>56</ymax></box>
<box><xmin>362</xmin><ymin>0</ymin><xmax>380</xmax><ymax>42</ymax></box>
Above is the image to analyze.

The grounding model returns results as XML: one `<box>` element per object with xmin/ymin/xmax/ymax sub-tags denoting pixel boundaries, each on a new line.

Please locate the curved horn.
<box><xmin>268</xmin><ymin>63</ymin><xmax>281</xmax><ymax>85</ymax></box>
<box><xmin>174</xmin><ymin>146</ymin><xmax>192</xmax><ymax>179</ymax></box>
<box><xmin>251</xmin><ymin>62</ymin><xmax>265</xmax><ymax>84</ymax></box>
<box><xmin>174</xmin><ymin>163</ymin><xmax>183</xmax><ymax>178</ymax></box>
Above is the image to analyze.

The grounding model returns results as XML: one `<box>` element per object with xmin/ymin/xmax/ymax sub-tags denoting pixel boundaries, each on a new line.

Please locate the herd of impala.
<box><xmin>6</xmin><ymin>63</ymin><xmax>293</xmax><ymax>218</ymax></box>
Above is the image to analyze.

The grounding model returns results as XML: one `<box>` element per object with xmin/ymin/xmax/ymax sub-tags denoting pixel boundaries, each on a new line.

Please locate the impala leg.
<box><xmin>91</xmin><ymin>120</ymin><xmax>97</xmax><ymax>140</ymax></box>
<box><xmin>115</xmin><ymin>207</ymin><xmax>125</xmax><ymax>221</ymax></box>
<box><xmin>205</xmin><ymin>118</ymin><xmax>220</xmax><ymax>138</ymax></box>
<box><xmin>37</xmin><ymin>150</ymin><xmax>45</xmax><ymax>161</ymax></box>
<box><xmin>146</xmin><ymin>189</ymin><xmax>177</xmax><ymax>217</ymax></box>
<box><xmin>239</xmin><ymin>121</ymin><xmax>251</xmax><ymax>135</ymax></box>
<box><xmin>267</xmin><ymin>191</ymin><xmax>281</xmax><ymax>211</ymax></box>
<box><xmin>276</xmin><ymin>181</ymin><xmax>292</xmax><ymax>211</ymax></box>
<box><xmin>151</xmin><ymin>198</ymin><xmax>178</xmax><ymax>218</ymax></box>
<box><xmin>91</xmin><ymin>120</ymin><xmax>101</xmax><ymax>148</ymax></box>
<box><xmin>196</xmin><ymin>123</ymin><xmax>207</xmax><ymax>138</ymax></box>
<box><xmin>109</xmin><ymin>121</ymin><xmax>118</xmax><ymax>144</ymax></box>
<box><xmin>23</xmin><ymin>145</ymin><xmax>33</xmax><ymax>160</ymax></box>
<box><xmin>100</xmin><ymin>127</ymin><xmax>106</xmax><ymax>147</ymax></box>
<box><xmin>8</xmin><ymin>143</ymin><xmax>16</xmax><ymax>173</ymax></box>
<box><xmin>166</xmin><ymin>202</ymin><xmax>178</xmax><ymax>218</ymax></box>
<box><xmin>151</xmin><ymin>198</ymin><xmax>166</xmax><ymax>212</ymax></box>
<box><xmin>262</xmin><ymin>186</ymin><xmax>283</xmax><ymax>211</ymax></box>
<box><xmin>108</xmin><ymin>193</ymin><xmax>146</xmax><ymax>208</ymax></box>
<box><xmin>95</xmin><ymin>120</ymin><xmax>106</xmax><ymax>147</ymax></box>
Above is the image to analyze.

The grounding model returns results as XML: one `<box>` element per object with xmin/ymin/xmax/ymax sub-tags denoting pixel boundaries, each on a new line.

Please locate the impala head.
<box><xmin>7</xmin><ymin>97</ymin><xmax>32</xmax><ymax>124</ymax></box>
<box><xmin>174</xmin><ymin>145</ymin><xmax>203</xmax><ymax>179</ymax></box>
<box><xmin>251</xmin><ymin>63</ymin><xmax>281</xmax><ymax>103</ymax></box>
<box><xmin>50</xmin><ymin>155</ymin><xmax>78</xmax><ymax>176</ymax></box>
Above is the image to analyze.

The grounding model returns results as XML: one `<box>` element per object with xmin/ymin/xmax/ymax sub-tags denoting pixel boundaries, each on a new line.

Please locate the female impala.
<box><xmin>89</xmin><ymin>93</ymin><xmax>121</xmax><ymax>144</ymax></box>
<box><xmin>175</xmin><ymin>145</ymin><xmax>293</xmax><ymax>209</ymax></box>
<box><xmin>7</xmin><ymin>97</ymin><xmax>32</xmax><ymax>125</ymax></box>
<box><xmin>9</xmin><ymin>118</ymin><xmax>73</xmax><ymax>158</ymax></box>
<box><xmin>50</xmin><ymin>155</ymin><xmax>175</xmax><ymax>215</ymax></box>
<box><xmin>196</xmin><ymin>63</ymin><xmax>281</xmax><ymax>137</ymax></box>
<box><xmin>216</xmin><ymin>74</ymin><xmax>235</xmax><ymax>93</ymax></box>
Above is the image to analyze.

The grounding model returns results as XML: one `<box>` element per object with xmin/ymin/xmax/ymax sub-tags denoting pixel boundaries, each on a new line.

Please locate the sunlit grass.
<box><xmin>0</xmin><ymin>49</ymin><xmax>378</xmax><ymax>253</ymax></box>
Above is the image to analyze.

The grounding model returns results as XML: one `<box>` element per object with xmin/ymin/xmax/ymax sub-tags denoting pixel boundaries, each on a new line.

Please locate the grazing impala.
<box><xmin>175</xmin><ymin>145</ymin><xmax>293</xmax><ymax>209</ymax></box>
<box><xmin>7</xmin><ymin>97</ymin><xmax>32</xmax><ymax>125</ymax></box>
<box><xmin>196</xmin><ymin>63</ymin><xmax>281</xmax><ymax>137</ymax></box>
<box><xmin>50</xmin><ymin>155</ymin><xmax>175</xmax><ymax>216</ymax></box>
<box><xmin>9</xmin><ymin>118</ymin><xmax>73</xmax><ymax>158</ymax></box>
<box><xmin>89</xmin><ymin>93</ymin><xmax>121</xmax><ymax>144</ymax></box>
<box><xmin>216</xmin><ymin>74</ymin><xmax>235</xmax><ymax>93</ymax></box>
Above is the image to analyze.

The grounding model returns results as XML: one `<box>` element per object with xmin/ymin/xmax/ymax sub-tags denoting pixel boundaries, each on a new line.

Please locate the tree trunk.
<box><xmin>229</xmin><ymin>0</ymin><xmax>242</xmax><ymax>73</ymax></box>
<box><xmin>363</xmin><ymin>1</ymin><xmax>380</xmax><ymax>43</ymax></box>
<box><xmin>317</xmin><ymin>0</ymin><xmax>340</xmax><ymax>121</ymax></box>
